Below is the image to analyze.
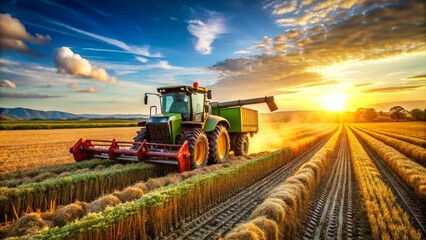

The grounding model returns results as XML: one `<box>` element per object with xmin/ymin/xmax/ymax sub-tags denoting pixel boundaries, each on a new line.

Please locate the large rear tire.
<box><xmin>233</xmin><ymin>133</ymin><xmax>249</xmax><ymax>156</ymax></box>
<box><xmin>207</xmin><ymin>125</ymin><xmax>230</xmax><ymax>164</ymax></box>
<box><xmin>181</xmin><ymin>128</ymin><xmax>209</xmax><ymax>169</ymax></box>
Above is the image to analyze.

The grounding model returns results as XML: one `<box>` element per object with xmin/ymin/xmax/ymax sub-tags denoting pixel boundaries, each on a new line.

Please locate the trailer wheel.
<box><xmin>181</xmin><ymin>128</ymin><xmax>209</xmax><ymax>169</ymax></box>
<box><xmin>207</xmin><ymin>125</ymin><xmax>230</xmax><ymax>164</ymax></box>
<box><xmin>233</xmin><ymin>133</ymin><xmax>249</xmax><ymax>156</ymax></box>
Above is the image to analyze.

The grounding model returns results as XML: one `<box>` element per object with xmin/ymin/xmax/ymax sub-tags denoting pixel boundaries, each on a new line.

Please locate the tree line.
<box><xmin>355</xmin><ymin>106</ymin><xmax>426</xmax><ymax>122</ymax></box>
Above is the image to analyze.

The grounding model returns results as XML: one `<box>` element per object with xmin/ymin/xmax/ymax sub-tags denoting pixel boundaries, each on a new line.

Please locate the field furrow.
<box><xmin>299</xmin><ymin>129</ymin><xmax>359</xmax><ymax>239</ymax></box>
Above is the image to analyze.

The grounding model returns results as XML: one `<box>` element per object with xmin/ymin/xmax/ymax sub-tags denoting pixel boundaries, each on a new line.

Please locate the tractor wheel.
<box><xmin>207</xmin><ymin>125</ymin><xmax>230</xmax><ymax>164</ymax></box>
<box><xmin>133</xmin><ymin>128</ymin><xmax>149</xmax><ymax>142</ymax></box>
<box><xmin>181</xmin><ymin>128</ymin><xmax>209</xmax><ymax>169</ymax></box>
<box><xmin>233</xmin><ymin>133</ymin><xmax>249</xmax><ymax>156</ymax></box>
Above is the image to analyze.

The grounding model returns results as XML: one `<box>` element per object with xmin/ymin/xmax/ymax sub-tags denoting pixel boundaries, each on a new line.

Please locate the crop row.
<box><xmin>224</xmin><ymin>124</ymin><xmax>342</xmax><ymax>239</ymax></box>
<box><xmin>346</xmin><ymin>125</ymin><xmax>420</xmax><ymax>239</ymax></box>
<box><xmin>354</xmin><ymin>122</ymin><xmax>426</xmax><ymax>140</ymax></box>
<box><xmin>353</xmin><ymin>126</ymin><xmax>426</xmax><ymax>165</ymax></box>
<box><xmin>0</xmin><ymin>159</ymin><xmax>118</xmax><ymax>187</ymax></box>
<box><xmin>11</xmin><ymin>125</ymin><xmax>338</xmax><ymax>239</ymax></box>
<box><xmin>0</xmin><ymin>163</ymin><xmax>163</xmax><ymax>222</ymax></box>
<box><xmin>355</xmin><ymin>125</ymin><xmax>426</xmax><ymax>148</ymax></box>
<box><xmin>350</xmin><ymin>126</ymin><xmax>426</xmax><ymax>200</ymax></box>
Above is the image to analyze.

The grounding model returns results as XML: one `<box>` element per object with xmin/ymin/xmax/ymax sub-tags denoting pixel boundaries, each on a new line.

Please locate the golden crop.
<box><xmin>350</xmin><ymin>126</ymin><xmax>426</xmax><ymax>200</ymax></box>
<box><xmin>346</xmin><ymin>125</ymin><xmax>420</xmax><ymax>239</ymax></box>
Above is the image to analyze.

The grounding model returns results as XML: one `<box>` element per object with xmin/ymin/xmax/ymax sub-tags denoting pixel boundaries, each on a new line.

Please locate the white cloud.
<box><xmin>187</xmin><ymin>14</ymin><xmax>226</xmax><ymax>55</ymax></box>
<box><xmin>136</xmin><ymin>56</ymin><xmax>148</xmax><ymax>63</ymax></box>
<box><xmin>53</xmin><ymin>21</ymin><xmax>162</xmax><ymax>58</ymax></box>
<box><xmin>76</xmin><ymin>87</ymin><xmax>97</xmax><ymax>93</ymax></box>
<box><xmin>0</xmin><ymin>13</ymin><xmax>50</xmax><ymax>55</ymax></box>
<box><xmin>0</xmin><ymin>79</ymin><xmax>17</xmax><ymax>88</ymax></box>
<box><xmin>54</xmin><ymin>47</ymin><xmax>116</xmax><ymax>83</ymax></box>
<box><xmin>272</xmin><ymin>0</ymin><xmax>298</xmax><ymax>15</ymax></box>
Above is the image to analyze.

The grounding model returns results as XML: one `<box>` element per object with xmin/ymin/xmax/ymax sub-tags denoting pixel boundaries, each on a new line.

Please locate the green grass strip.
<box><xmin>0</xmin><ymin>163</ymin><xmax>161</xmax><ymax>222</ymax></box>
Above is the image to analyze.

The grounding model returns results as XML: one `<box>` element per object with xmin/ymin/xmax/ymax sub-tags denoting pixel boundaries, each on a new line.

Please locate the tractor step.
<box><xmin>70</xmin><ymin>138</ymin><xmax>191</xmax><ymax>172</ymax></box>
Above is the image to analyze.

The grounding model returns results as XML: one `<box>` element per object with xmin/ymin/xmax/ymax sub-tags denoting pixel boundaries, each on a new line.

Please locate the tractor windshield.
<box><xmin>162</xmin><ymin>92</ymin><xmax>190</xmax><ymax>120</ymax></box>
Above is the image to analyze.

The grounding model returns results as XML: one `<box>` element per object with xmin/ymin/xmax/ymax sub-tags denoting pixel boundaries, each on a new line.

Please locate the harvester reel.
<box><xmin>180</xmin><ymin>128</ymin><xmax>209</xmax><ymax>169</ymax></box>
<box><xmin>207</xmin><ymin>125</ymin><xmax>230</xmax><ymax>164</ymax></box>
<box><xmin>233</xmin><ymin>133</ymin><xmax>249</xmax><ymax>156</ymax></box>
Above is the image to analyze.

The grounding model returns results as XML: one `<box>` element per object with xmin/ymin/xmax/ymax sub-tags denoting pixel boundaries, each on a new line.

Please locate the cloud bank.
<box><xmin>209</xmin><ymin>0</ymin><xmax>425</xmax><ymax>100</ymax></box>
<box><xmin>54</xmin><ymin>47</ymin><xmax>116</xmax><ymax>83</ymax></box>
<box><xmin>188</xmin><ymin>13</ymin><xmax>226</xmax><ymax>55</ymax></box>
<box><xmin>0</xmin><ymin>92</ymin><xmax>63</xmax><ymax>98</ymax></box>
<box><xmin>0</xmin><ymin>13</ymin><xmax>50</xmax><ymax>56</ymax></box>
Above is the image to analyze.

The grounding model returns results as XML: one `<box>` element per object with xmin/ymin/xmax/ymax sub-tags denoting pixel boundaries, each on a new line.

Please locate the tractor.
<box><xmin>70</xmin><ymin>82</ymin><xmax>278</xmax><ymax>172</ymax></box>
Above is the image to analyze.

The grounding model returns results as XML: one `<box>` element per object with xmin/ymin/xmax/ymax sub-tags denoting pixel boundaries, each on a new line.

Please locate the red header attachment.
<box><xmin>193</xmin><ymin>82</ymin><xmax>199</xmax><ymax>88</ymax></box>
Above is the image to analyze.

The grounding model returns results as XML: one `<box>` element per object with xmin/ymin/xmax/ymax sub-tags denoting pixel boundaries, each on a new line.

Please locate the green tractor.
<box><xmin>70</xmin><ymin>82</ymin><xmax>277</xmax><ymax>172</ymax></box>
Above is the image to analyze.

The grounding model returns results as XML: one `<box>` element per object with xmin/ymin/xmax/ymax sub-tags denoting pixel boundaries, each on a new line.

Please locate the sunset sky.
<box><xmin>0</xmin><ymin>0</ymin><xmax>425</xmax><ymax>114</ymax></box>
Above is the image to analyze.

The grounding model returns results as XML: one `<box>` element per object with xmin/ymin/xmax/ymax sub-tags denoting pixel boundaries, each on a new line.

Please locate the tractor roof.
<box><xmin>157</xmin><ymin>84</ymin><xmax>208</xmax><ymax>94</ymax></box>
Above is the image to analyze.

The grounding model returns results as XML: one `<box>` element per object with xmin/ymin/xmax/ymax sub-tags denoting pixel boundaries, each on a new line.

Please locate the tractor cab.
<box><xmin>157</xmin><ymin>82</ymin><xmax>211</xmax><ymax>122</ymax></box>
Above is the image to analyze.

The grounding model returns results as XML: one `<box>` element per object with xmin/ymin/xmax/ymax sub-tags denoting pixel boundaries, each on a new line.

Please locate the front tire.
<box><xmin>132</xmin><ymin>128</ymin><xmax>150</xmax><ymax>150</ymax></box>
<box><xmin>181</xmin><ymin>128</ymin><xmax>209</xmax><ymax>169</ymax></box>
<box><xmin>207</xmin><ymin>125</ymin><xmax>230</xmax><ymax>164</ymax></box>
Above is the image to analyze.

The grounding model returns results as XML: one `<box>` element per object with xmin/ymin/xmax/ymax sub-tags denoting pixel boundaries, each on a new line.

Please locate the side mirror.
<box><xmin>207</xmin><ymin>90</ymin><xmax>212</xmax><ymax>100</ymax></box>
<box><xmin>144</xmin><ymin>95</ymin><xmax>148</xmax><ymax>105</ymax></box>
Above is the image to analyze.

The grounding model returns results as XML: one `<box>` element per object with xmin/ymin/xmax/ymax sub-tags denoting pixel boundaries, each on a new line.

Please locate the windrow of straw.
<box><xmin>0</xmin><ymin>163</ymin><xmax>162</xmax><ymax>222</ymax></box>
<box><xmin>353</xmin><ymin>125</ymin><xmax>426</xmax><ymax>165</ymax></box>
<box><xmin>355</xmin><ymin>124</ymin><xmax>426</xmax><ymax>148</ymax></box>
<box><xmin>224</xmin><ymin>124</ymin><xmax>342</xmax><ymax>240</ymax></box>
<box><xmin>0</xmin><ymin>159</ymin><xmax>118</xmax><ymax>185</ymax></box>
<box><xmin>10</xmin><ymin>126</ymin><xmax>338</xmax><ymax>240</ymax></box>
<box><xmin>6</xmin><ymin>162</ymin><xmax>237</xmax><ymax>238</ymax></box>
<box><xmin>350</xmin><ymin>126</ymin><xmax>426</xmax><ymax>200</ymax></box>
<box><xmin>346</xmin><ymin>125</ymin><xmax>421</xmax><ymax>239</ymax></box>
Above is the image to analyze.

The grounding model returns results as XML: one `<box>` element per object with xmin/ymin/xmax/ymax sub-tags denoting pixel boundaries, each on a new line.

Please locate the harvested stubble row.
<box><xmin>0</xmin><ymin>159</ymin><xmax>118</xmax><ymax>188</ymax></box>
<box><xmin>356</xmin><ymin>125</ymin><xmax>426</xmax><ymax>148</ymax></box>
<box><xmin>346</xmin><ymin>125</ymin><xmax>420</xmax><ymax>239</ymax></box>
<box><xmin>0</xmin><ymin>163</ymin><xmax>162</xmax><ymax>222</ymax></box>
<box><xmin>12</xmin><ymin>126</ymin><xmax>337</xmax><ymax>240</ymax></box>
<box><xmin>353</xmin><ymin>126</ymin><xmax>426</xmax><ymax>165</ymax></box>
<box><xmin>224</xmin><ymin>124</ymin><xmax>342</xmax><ymax>240</ymax></box>
<box><xmin>350</xmin><ymin>126</ymin><xmax>426</xmax><ymax>200</ymax></box>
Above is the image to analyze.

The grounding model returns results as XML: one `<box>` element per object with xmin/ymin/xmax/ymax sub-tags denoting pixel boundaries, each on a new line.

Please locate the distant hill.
<box><xmin>0</xmin><ymin>107</ymin><xmax>147</xmax><ymax>120</ymax></box>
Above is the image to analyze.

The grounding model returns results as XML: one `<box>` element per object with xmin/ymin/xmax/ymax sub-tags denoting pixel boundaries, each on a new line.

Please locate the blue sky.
<box><xmin>0</xmin><ymin>0</ymin><xmax>425</xmax><ymax>114</ymax></box>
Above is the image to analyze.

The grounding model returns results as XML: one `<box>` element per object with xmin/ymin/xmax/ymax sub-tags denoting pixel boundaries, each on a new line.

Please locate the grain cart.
<box><xmin>70</xmin><ymin>82</ymin><xmax>278</xmax><ymax>172</ymax></box>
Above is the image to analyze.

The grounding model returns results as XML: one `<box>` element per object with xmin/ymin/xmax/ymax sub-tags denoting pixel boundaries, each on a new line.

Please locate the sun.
<box><xmin>321</xmin><ymin>93</ymin><xmax>348</xmax><ymax>111</ymax></box>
